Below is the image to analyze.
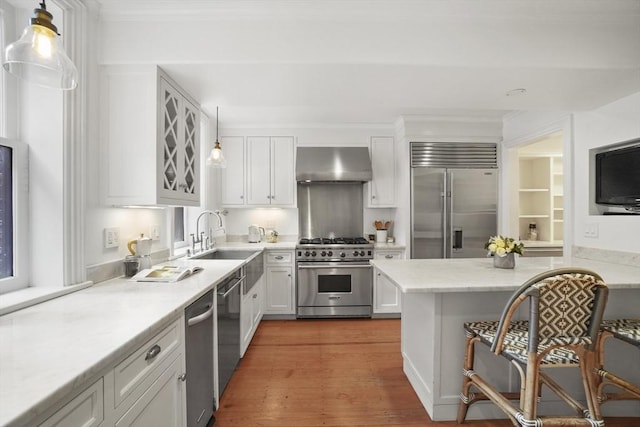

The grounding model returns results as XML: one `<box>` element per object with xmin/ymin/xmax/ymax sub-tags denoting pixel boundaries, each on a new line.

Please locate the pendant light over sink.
<box><xmin>2</xmin><ymin>0</ymin><xmax>78</xmax><ymax>90</ymax></box>
<box><xmin>206</xmin><ymin>106</ymin><xmax>227</xmax><ymax>168</ymax></box>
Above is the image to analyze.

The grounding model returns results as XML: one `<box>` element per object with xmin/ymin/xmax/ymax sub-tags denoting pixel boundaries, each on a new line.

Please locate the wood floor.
<box><xmin>213</xmin><ymin>319</ymin><xmax>639</xmax><ymax>427</ymax></box>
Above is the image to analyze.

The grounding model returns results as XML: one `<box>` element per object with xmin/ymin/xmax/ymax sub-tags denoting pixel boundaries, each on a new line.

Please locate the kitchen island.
<box><xmin>370</xmin><ymin>256</ymin><xmax>640</xmax><ymax>421</ymax></box>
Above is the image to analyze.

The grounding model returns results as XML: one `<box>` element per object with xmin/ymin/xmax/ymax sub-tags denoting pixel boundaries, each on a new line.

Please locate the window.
<box><xmin>0</xmin><ymin>138</ymin><xmax>28</xmax><ymax>294</ymax></box>
<box><xmin>0</xmin><ymin>145</ymin><xmax>12</xmax><ymax>278</ymax></box>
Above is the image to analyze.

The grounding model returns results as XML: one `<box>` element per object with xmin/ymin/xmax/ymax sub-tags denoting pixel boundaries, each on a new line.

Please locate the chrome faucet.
<box><xmin>192</xmin><ymin>210</ymin><xmax>224</xmax><ymax>253</ymax></box>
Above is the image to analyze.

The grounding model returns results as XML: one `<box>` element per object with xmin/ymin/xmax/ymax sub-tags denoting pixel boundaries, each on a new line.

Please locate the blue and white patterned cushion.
<box><xmin>601</xmin><ymin>318</ymin><xmax>640</xmax><ymax>346</ymax></box>
<box><xmin>464</xmin><ymin>320</ymin><xmax>590</xmax><ymax>366</ymax></box>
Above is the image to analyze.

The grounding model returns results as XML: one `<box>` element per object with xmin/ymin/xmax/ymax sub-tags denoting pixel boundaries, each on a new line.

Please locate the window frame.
<box><xmin>0</xmin><ymin>138</ymin><xmax>29</xmax><ymax>294</ymax></box>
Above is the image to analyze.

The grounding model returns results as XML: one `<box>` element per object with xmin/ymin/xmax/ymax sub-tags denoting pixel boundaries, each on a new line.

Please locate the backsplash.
<box><xmin>572</xmin><ymin>246</ymin><xmax>640</xmax><ymax>267</ymax></box>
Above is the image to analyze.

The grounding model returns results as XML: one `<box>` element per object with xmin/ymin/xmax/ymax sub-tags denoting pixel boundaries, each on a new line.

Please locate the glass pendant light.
<box><xmin>3</xmin><ymin>0</ymin><xmax>78</xmax><ymax>90</ymax></box>
<box><xmin>206</xmin><ymin>106</ymin><xmax>227</xmax><ymax>168</ymax></box>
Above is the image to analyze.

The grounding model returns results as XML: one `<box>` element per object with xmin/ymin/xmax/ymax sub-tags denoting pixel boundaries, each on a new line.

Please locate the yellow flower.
<box><xmin>488</xmin><ymin>243</ymin><xmax>497</xmax><ymax>252</ymax></box>
<box><xmin>495</xmin><ymin>238</ymin><xmax>505</xmax><ymax>248</ymax></box>
<box><xmin>495</xmin><ymin>247</ymin><xmax>506</xmax><ymax>256</ymax></box>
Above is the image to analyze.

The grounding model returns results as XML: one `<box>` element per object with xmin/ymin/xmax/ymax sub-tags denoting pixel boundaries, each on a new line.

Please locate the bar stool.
<box><xmin>457</xmin><ymin>268</ymin><xmax>608</xmax><ymax>427</ymax></box>
<box><xmin>595</xmin><ymin>318</ymin><xmax>640</xmax><ymax>405</ymax></box>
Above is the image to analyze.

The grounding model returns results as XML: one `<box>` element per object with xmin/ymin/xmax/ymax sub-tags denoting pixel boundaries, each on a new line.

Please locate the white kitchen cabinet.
<box><xmin>113</xmin><ymin>318</ymin><xmax>186</xmax><ymax>425</ymax></box>
<box><xmin>39</xmin><ymin>379</ymin><xmax>104</xmax><ymax>427</ymax></box>
<box><xmin>101</xmin><ymin>65</ymin><xmax>200</xmax><ymax>206</ymax></box>
<box><xmin>368</xmin><ymin>136</ymin><xmax>396</xmax><ymax>207</ymax></box>
<box><xmin>241</xmin><ymin>276</ymin><xmax>264</xmax><ymax>356</ymax></box>
<box><xmin>39</xmin><ymin>318</ymin><xmax>186</xmax><ymax>427</ymax></box>
<box><xmin>246</xmin><ymin>136</ymin><xmax>295</xmax><ymax>207</ymax></box>
<box><xmin>115</xmin><ymin>354</ymin><xmax>185</xmax><ymax>427</ymax></box>
<box><xmin>220</xmin><ymin>136</ymin><xmax>246</xmax><ymax>206</ymax></box>
<box><xmin>264</xmin><ymin>250</ymin><xmax>295</xmax><ymax>316</ymax></box>
<box><xmin>373</xmin><ymin>248</ymin><xmax>404</xmax><ymax>315</ymax></box>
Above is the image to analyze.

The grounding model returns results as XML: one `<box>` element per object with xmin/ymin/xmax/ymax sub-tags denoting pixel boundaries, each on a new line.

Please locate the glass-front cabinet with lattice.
<box><xmin>101</xmin><ymin>65</ymin><xmax>201</xmax><ymax>206</ymax></box>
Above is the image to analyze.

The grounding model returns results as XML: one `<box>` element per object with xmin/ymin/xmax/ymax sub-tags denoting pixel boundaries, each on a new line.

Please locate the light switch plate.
<box><xmin>151</xmin><ymin>224</ymin><xmax>160</xmax><ymax>240</ymax></box>
<box><xmin>104</xmin><ymin>227</ymin><xmax>120</xmax><ymax>248</ymax></box>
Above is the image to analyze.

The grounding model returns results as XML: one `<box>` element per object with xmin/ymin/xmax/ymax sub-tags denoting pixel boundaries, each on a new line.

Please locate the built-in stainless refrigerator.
<box><xmin>410</xmin><ymin>142</ymin><xmax>498</xmax><ymax>259</ymax></box>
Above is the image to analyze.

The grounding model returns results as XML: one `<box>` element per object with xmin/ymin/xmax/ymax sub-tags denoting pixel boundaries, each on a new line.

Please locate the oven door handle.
<box><xmin>297</xmin><ymin>264</ymin><xmax>372</xmax><ymax>269</ymax></box>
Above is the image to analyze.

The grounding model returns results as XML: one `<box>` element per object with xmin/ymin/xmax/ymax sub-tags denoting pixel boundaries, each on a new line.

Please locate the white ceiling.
<box><xmin>50</xmin><ymin>1</ymin><xmax>640</xmax><ymax>125</ymax></box>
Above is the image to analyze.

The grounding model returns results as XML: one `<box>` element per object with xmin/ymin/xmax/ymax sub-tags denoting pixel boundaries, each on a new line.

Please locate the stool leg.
<box><xmin>457</xmin><ymin>334</ymin><xmax>478</xmax><ymax>423</ymax></box>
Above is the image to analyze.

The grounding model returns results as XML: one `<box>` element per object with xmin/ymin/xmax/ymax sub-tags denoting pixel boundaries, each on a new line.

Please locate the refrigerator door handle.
<box><xmin>444</xmin><ymin>171</ymin><xmax>452</xmax><ymax>258</ymax></box>
<box><xmin>453</xmin><ymin>227</ymin><xmax>463</xmax><ymax>250</ymax></box>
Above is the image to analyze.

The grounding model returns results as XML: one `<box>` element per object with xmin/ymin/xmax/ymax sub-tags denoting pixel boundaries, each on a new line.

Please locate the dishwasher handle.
<box><xmin>217</xmin><ymin>276</ymin><xmax>243</xmax><ymax>299</ymax></box>
<box><xmin>187</xmin><ymin>303</ymin><xmax>214</xmax><ymax>327</ymax></box>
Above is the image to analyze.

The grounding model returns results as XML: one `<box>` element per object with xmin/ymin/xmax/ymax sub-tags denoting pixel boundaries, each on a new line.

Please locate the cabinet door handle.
<box><xmin>372</xmin><ymin>195</ymin><xmax>376</xmax><ymax>199</ymax></box>
<box><xmin>253</xmin><ymin>294</ymin><xmax>258</xmax><ymax>299</ymax></box>
<box><xmin>178</xmin><ymin>373</ymin><xmax>187</xmax><ymax>382</ymax></box>
<box><xmin>385</xmin><ymin>255</ymin><xmax>394</xmax><ymax>259</ymax></box>
<box><xmin>145</xmin><ymin>344</ymin><xmax>161</xmax><ymax>361</ymax></box>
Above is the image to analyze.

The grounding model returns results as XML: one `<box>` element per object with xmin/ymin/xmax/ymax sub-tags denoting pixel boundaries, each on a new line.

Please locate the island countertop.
<box><xmin>370</xmin><ymin>256</ymin><xmax>640</xmax><ymax>293</ymax></box>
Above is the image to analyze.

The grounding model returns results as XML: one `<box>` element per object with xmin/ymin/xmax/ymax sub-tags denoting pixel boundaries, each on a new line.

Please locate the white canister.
<box><xmin>375</xmin><ymin>229</ymin><xmax>388</xmax><ymax>243</ymax></box>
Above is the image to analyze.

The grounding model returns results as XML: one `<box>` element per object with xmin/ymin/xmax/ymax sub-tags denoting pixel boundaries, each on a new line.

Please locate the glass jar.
<box><xmin>528</xmin><ymin>223</ymin><xmax>538</xmax><ymax>241</ymax></box>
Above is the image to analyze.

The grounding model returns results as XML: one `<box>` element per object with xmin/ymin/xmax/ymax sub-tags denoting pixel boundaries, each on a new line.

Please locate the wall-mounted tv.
<box><xmin>595</xmin><ymin>140</ymin><xmax>640</xmax><ymax>211</ymax></box>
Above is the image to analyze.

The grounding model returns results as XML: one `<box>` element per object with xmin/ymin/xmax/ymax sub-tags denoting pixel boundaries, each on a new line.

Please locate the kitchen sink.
<box><xmin>190</xmin><ymin>249</ymin><xmax>261</xmax><ymax>260</ymax></box>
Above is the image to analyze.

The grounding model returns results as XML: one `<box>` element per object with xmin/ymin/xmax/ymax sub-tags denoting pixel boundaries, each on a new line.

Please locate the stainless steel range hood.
<box><xmin>295</xmin><ymin>147</ymin><xmax>372</xmax><ymax>182</ymax></box>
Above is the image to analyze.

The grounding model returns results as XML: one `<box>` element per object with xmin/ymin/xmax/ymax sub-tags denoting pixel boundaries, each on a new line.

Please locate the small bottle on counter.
<box><xmin>528</xmin><ymin>223</ymin><xmax>538</xmax><ymax>241</ymax></box>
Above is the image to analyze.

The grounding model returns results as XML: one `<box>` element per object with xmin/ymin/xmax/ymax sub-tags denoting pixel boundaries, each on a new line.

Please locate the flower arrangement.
<box><xmin>485</xmin><ymin>235</ymin><xmax>524</xmax><ymax>257</ymax></box>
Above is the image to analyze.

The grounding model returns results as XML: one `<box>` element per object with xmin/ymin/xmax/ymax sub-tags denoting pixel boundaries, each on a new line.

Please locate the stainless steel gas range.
<box><xmin>296</xmin><ymin>237</ymin><xmax>374</xmax><ymax>318</ymax></box>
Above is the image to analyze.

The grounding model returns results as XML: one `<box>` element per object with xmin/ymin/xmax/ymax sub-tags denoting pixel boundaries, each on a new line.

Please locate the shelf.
<box><xmin>519</xmin><ymin>215</ymin><xmax>550</xmax><ymax>219</ymax></box>
<box><xmin>553</xmin><ymin>219</ymin><xmax>564</xmax><ymax>223</ymax></box>
<box><xmin>553</xmin><ymin>208</ymin><xmax>564</xmax><ymax>211</ymax></box>
<box><xmin>519</xmin><ymin>188</ymin><xmax>550</xmax><ymax>192</ymax></box>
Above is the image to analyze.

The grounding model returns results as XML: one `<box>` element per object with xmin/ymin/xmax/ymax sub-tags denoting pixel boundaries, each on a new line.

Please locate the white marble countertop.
<box><xmin>370</xmin><ymin>256</ymin><xmax>640</xmax><ymax>293</ymax></box>
<box><xmin>0</xmin><ymin>258</ymin><xmax>244</xmax><ymax>427</ymax></box>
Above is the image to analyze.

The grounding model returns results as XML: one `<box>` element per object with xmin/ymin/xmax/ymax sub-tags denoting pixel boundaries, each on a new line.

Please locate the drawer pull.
<box><xmin>178</xmin><ymin>373</ymin><xmax>187</xmax><ymax>382</ymax></box>
<box><xmin>275</xmin><ymin>256</ymin><xmax>284</xmax><ymax>260</ymax></box>
<box><xmin>385</xmin><ymin>255</ymin><xmax>394</xmax><ymax>259</ymax></box>
<box><xmin>145</xmin><ymin>344</ymin><xmax>161</xmax><ymax>361</ymax></box>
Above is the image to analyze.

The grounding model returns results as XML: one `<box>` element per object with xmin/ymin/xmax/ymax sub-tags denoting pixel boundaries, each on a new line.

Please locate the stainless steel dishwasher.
<box><xmin>216</xmin><ymin>269</ymin><xmax>243</xmax><ymax>399</ymax></box>
<box><xmin>185</xmin><ymin>290</ymin><xmax>214</xmax><ymax>427</ymax></box>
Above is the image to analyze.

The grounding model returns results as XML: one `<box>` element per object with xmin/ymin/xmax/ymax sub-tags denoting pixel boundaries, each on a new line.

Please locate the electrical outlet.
<box><xmin>104</xmin><ymin>227</ymin><xmax>120</xmax><ymax>248</ymax></box>
<box><xmin>151</xmin><ymin>224</ymin><xmax>160</xmax><ymax>240</ymax></box>
<box><xmin>584</xmin><ymin>223</ymin><xmax>599</xmax><ymax>238</ymax></box>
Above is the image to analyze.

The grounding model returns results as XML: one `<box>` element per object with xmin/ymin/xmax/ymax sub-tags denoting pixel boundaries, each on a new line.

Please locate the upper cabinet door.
<box><xmin>368</xmin><ymin>136</ymin><xmax>396</xmax><ymax>207</ymax></box>
<box><xmin>221</xmin><ymin>136</ymin><xmax>246</xmax><ymax>206</ymax></box>
<box><xmin>246</xmin><ymin>137</ymin><xmax>272</xmax><ymax>205</ymax></box>
<box><xmin>270</xmin><ymin>137</ymin><xmax>295</xmax><ymax>206</ymax></box>
<box><xmin>245</xmin><ymin>136</ymin><xmax>296</xmax><ymax>207</ymax></box>
<box><xmin>158</xmin><ymin>78</ymin><xmax>200</xmax><ymax>204</ymax></box>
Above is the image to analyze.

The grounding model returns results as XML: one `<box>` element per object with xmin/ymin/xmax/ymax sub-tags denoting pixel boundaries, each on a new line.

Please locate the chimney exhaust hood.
<box><xmin>296</xmin><ymin>147</ymin><xmax>373</xmax><ymax>182</ymax></box>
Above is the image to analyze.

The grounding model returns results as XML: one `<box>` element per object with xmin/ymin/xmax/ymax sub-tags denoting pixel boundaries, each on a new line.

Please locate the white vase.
<box><xmin>493</xmin><ymin>252</ymin><xmax>515</xmax><ymax>269</ymax></box>
<box><xmin>375</xmin><ymin>229</ymin><xmax>388</xmax><ymax>243</ymax></box>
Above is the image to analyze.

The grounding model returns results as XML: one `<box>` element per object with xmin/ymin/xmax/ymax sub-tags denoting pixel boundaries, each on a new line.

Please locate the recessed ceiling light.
<box><xmin>506</xmin><ymin>88</ymin><xmax>527</xmax><ymax>97</ymax></box>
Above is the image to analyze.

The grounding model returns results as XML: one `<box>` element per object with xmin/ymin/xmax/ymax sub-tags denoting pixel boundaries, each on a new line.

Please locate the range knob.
<box><xmin>304</xmin><ymin>251</ymin><xmax>311</xmax><ymax>257</ymax></box>
<box><xmin>311</xmin><ymin>251</ymin><xmax>317</xmax><ymax>257</ymax></box>
<box><xmin>359</xmin><ymin>251</ymin><xmax>365</xmax><ymax>256</ymax></box>
<box><xmin>340</xmin><ymin>252</ymin><xmax>346</xmax><ymax>258</ymax></box>
<box><xmin>327</xmin><ymin>251</ymin><xmax>333</xmax><ymax>257</ymax></box>
<box><xmin>320</xmin><ymin>251</ymin><xmax>327</xmax><ymax>257</ymax></box>
<box><xmin>353</xmin><ymin>251</ymin><xmax>359</xmax><ymax>256</ymax></box>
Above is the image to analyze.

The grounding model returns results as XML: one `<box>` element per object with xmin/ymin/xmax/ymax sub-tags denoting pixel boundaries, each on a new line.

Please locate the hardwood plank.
<box><xmin>214</xmin><ymin>319</ymin><xmax>639</xmax><ymax>427</ymax></box>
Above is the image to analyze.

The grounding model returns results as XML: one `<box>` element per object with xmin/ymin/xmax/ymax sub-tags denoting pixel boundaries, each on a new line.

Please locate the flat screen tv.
<box><xmin>595</xmin><ymin>141</ymin><xmax>640</xmax><ymax>211</ymax></box>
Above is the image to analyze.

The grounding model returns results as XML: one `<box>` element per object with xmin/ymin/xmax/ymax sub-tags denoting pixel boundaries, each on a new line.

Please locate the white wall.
<box><xmin>572</xmin><ymin>92</ymin><xmax>640</xmax><ymax>253</ymax></box>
